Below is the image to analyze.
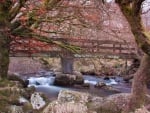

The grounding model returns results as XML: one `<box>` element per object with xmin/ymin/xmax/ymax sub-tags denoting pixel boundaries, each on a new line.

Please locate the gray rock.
<box><xmin>95</xmin><ymin>82</ymin><xmax>106</xmax><ymax>88</ymax></box>
<box><xmin>82</xmin><ymin>83</ymin><xmax>90</xmax><ymax>88</ymax></box>
<box><xmin>94</xmin><ymin>82</ymin><xmax>120</xmax><ymax>93</ymax></box>
<box><xmin>54</xmin><ymin>73</ymin><xmax>84</xmax><ymax>86</ymax></box>
<box><xmin>102</xmin><ymin>86</ymin><xmax>120</xmax><ymax>93</ymax></box>
<box><xmin>43</xmin><ymin>101</ymin><xmax>88</xmax><ymax>113</ymax></box>
<box><xmin>134</xmin><ymin>106</ymin><xmax>150</xmax><ymax>113</ymax></box>
<box><xmin>75</xmin><ymin>75</ymin><xmax>84</xmax><ymax>84</ymax></box>
<box><xmin>54</xmin><ymin>74</ymin><xmax>75</xmax><ymax>86</ymax></box>
<box><xmin>58</xmin><ymin>90</ymin><xmax>90</xmax><ymax>103</ymax></box>
<box><xmin>43</xmin><ymin>90</ymin><xmax>133</xmax><ymax>113</ymax></box>
<box><xmin>30</xmin><ymin>92</ymin><xmax>46</xmax><ymax>110</ymax></box>
<box><xmin>19</xmin><ymin>97</ymin><xmax>29</xmax><ymax>104</ymax></box>
<box><xmin>43</xmin><ymin>90</ymin><xmax>92</xmax><ymax>113</ymax></box>
<box><xmin>10</xmin><ymin>105</ymin><xmax>24</xmax><ymax>113</ymax></box>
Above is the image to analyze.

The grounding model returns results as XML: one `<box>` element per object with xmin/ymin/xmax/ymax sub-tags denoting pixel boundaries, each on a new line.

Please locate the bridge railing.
<box><xmin>9</xmin><ymin>38</ymin><xmax>137</xmax><ymax>59</ymax></box>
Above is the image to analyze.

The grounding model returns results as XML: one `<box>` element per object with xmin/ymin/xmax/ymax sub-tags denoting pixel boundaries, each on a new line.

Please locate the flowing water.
<box><xmin>24</xmin><ymin>71</ymin><xmax>131</xmax><ymax>100</ymax></box>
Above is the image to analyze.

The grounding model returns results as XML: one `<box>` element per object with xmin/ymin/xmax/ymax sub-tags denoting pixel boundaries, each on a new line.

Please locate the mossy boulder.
<box><xmin>0</xmin><ymin>79</ymin><xmax>36</xmax><ymax>112</ymax></box>
<box><xmin>10</xmin><ymin>105</ymin><xmax>24</xmax><ymax>113</ymax></box>
<box><xmin>7</xmin><ymin>74</ymin><xmax>29</xmax><ymax>88</ymax></box>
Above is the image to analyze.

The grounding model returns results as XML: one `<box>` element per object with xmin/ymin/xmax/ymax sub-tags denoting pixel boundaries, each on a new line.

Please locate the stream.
<box><xmin>22</xmin><ymin>70</ymin><xmax>132</xmax><ymax>100</ymax></box>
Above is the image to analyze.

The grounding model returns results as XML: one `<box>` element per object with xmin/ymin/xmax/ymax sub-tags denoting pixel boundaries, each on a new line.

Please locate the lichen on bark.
<box><xmin>115</xmin><ymin>0</ymin><xmax>150</xmax><ymax>112</ymax></box>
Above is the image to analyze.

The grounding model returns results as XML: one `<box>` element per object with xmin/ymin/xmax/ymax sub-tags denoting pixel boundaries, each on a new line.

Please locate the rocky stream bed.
<box><xmin>1</xmin><ymin>70</ymin><xmax>150</xmax><ymax>113</ymax></box>
<box><xmin>21</xmin><ymin>70</ymin><xmax>131</xmax><ymax>100</ymax></box>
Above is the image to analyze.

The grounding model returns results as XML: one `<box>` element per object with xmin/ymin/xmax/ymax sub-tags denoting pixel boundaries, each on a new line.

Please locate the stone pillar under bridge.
<box><xmin>59</xmin><ymin>38</ymin><xmax>74</xmax><ymax>74</ymax></box>
<box><xmin>61</xmin><ymin>56</ymin><xmax>74</xmax><ymax>74</ymax></box>
<box><xmin>60</xmin><ymin>44</ymin><xmax>74</xmax><ymax>74</ymax></box>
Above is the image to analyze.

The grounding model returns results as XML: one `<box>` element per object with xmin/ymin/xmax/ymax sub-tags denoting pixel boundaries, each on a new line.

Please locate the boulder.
<box><xmin>54</xmin><ymin>73</ymin><xmax>84</xmax><ymax>86</ymax></box>
<box><xmin>134</xmin><ymin>106</ymin><xmax>150</xmax><ymax>113</ymax></box>
<box><xmin>19</xmin><ymin>97</ymin><xmax>29</xmax><ymax>105</ymax></box>
<box><xmin>43</xmin><ymin>102</ymin><xmax>88</xmax><ymax>113</ymax></box>
<box><xmin>95</xmin><ymin>82</ymin><xmax>106</xmax><ymax>88</ymax></box>
<box><xmin>23</xmin><ymin>80</ymin><xmax>29</xmax><ymax>87</ymax></box>
<box><xmin>82</xmin><ymin>83</ymin><xmax>90</xmax><ymax>88</ymax></box>
<box><xmin>103</xmin><ymin>76</ymin><xmax>110</xmax><ymax>80</ymax></box>
<box><xmin>75</xmin><ymin>75</ymin><xmax>84</xmax><ymax>84</ymax></box>
<box><xmin>43</xmin><ymin>90</ymin><xmax>137</xmax><ymax>113</ymax></box>
<box><xmin>22</xmin><ymin>86</ymin><xmax>35</xmax><ymax>99</ymax></box>
<box><xmin>94</xmin><ymin>82</ymin><xmax>120</xmax><ymax>93</ymax></box>
<box><xmin>102</xmin><ymin>86</ymin><xmax>120</xmax><ymax>93</ymax></box>
<box><xmin>54</xmin><ymin>74</ymin><xmax>75</xmax><ymax>86</ymax></box>
<box><xmin>57</xmin><ymin>90</ymin><xmax>90</xmax><ymax>103</ymax></box>
<box><xmin>30</xmin><ymin>92</ymin><xmax>46</xmax><ymax>110</ymax></box>
<box><xmin>95</xmin><ymin>82</ymin><xmax>120</xmax><ymax>93</ymax></box>
<box><xmin>123</xmin><ymin>74</ymin><xmax>134</xmax><ymax>83</ymax></box>
<box><xmin>73</xmin><ymin>71</ymin><xmax>82</xmax><ymax>76</ymax></box>
<box><xmin>10</xmin><ymin>105</ymin><xmax>24</xmax><ymax>113</ymax></box>
<box><xmin>43</xmin><ymin>90</ymin><xmax>93</xmax><ymax>113</ymax></box>
<box><xmin>89</xmin><ymin>93</ymin><xmax>130</xmax><ymax>113</ymax></box>
<box><xmin>7</xmin><ymin>74</ymin><xmax>28</xmax><ymax>88</ymax></box>
<box><xmin>74</xmin><ymin>83</ymin><xmax>90</xmax><ymax>89</ymax></box>
<box><xmin>43</xmin><ymin>89</ymin><xmax>150</xmax><ymax>113</ymax></box>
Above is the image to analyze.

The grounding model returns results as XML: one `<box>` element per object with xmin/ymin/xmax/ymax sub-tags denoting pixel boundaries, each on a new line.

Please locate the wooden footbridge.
<box><xmin>10</xmin><ymin>37</ymin><xmax>138</xmax><ymax>74</ymax></box>
<box><xmin>10</xmin><ymin>38</ymin><xmax>137</xmax><ymax>59</ymax></box>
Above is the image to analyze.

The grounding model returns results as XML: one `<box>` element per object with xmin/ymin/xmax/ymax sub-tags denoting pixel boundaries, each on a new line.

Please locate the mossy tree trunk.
<box><xmin>0</xmin><ymin>26</ymin><xmax>10</xmax><ymax>79</ymax></box>
<box><xmin>123</xmin><ymin>54</ymin><xmax>150</xmax><ymax>112</ymax></box>
<box><xmin>0</xmin><ymin>1</ymin><xmax>11</xmax><ymax>79</ymax></box>
<box><xmin>115</xmin><ymin>0</ymin><xmax>150</xmax><ymax>112</ymax></box>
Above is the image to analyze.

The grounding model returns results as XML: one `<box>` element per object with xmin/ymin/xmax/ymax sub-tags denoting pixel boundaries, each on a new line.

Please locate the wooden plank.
<box><xmin>67</xmin><ymin>39</ymin><xmax>131</xmax><ymax>45</ymax></box>
<box><xmin>82</xmin><ymin>46</ymin><xmax>136</xmax><ymax>51</ymax></box>
<box><xmin>10</xmin><ymin>51</ymin><xmax>137</xmax><ymax>59</ymax></box>
<box><xmin>10</xmin><ymin>38</ymin><xmax>137</xmax><ymax>59</ymax></box>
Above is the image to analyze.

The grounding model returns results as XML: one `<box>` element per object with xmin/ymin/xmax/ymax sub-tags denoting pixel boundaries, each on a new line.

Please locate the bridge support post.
<box><xmin>60</xmin><ymin>39</ymin><xmax>74</xmax><ymax>74</ymax></box>
<box><xmin>61</xmin><ymin>56</ymin><xmax>74</xmax><ymax>74</ymax></box>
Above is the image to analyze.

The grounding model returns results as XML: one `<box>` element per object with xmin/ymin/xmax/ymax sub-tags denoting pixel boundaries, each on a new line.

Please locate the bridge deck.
<box><xmin>10</xmin><ymin>38</ymin><xmax>137</xmax><ymax>59</ymax></box>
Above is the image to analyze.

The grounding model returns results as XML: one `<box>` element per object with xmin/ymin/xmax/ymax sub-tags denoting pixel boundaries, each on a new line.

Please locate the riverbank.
<box><xmin>9</xmin><ymin>57</ymin><xmax>132</xmax><ymax>76</ymax></box>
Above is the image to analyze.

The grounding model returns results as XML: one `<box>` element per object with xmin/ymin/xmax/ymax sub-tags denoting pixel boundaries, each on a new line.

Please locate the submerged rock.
<box><xmin>30</xmin><ymin>92</ymin><xmax>46</xmax><ymax>110</ymax></box>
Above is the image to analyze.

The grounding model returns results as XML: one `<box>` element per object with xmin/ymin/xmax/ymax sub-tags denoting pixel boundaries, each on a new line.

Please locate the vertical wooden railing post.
<box><xmin>113</xmin><ymin>44</ymin><xmax>115</xmax><ymax>52</ymax></box>
<box><xmin>119</xmin><ymin>44</ymin><xmax>122</xmax><ymax>53</ymax></box>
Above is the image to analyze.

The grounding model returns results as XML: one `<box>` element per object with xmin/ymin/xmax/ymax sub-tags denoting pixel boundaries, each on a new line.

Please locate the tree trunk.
<box><xmin>0</xmin><ymin>31</ymin><xmax>10</xmax><ymax>79</ymax></box>
<box><xmin>115</xmin><ymin>0</ymin><xmax>150</xmax><ymax>112</ymax></box>
<box><xmin>123</xmin><ymin>54</ymin><xmax>150</xmax><ymax>112</ymax></box>
<box><xmin>132</xmin><ymin>54</ymin><xmax>150</xmax><ymax>107</ymax></box>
